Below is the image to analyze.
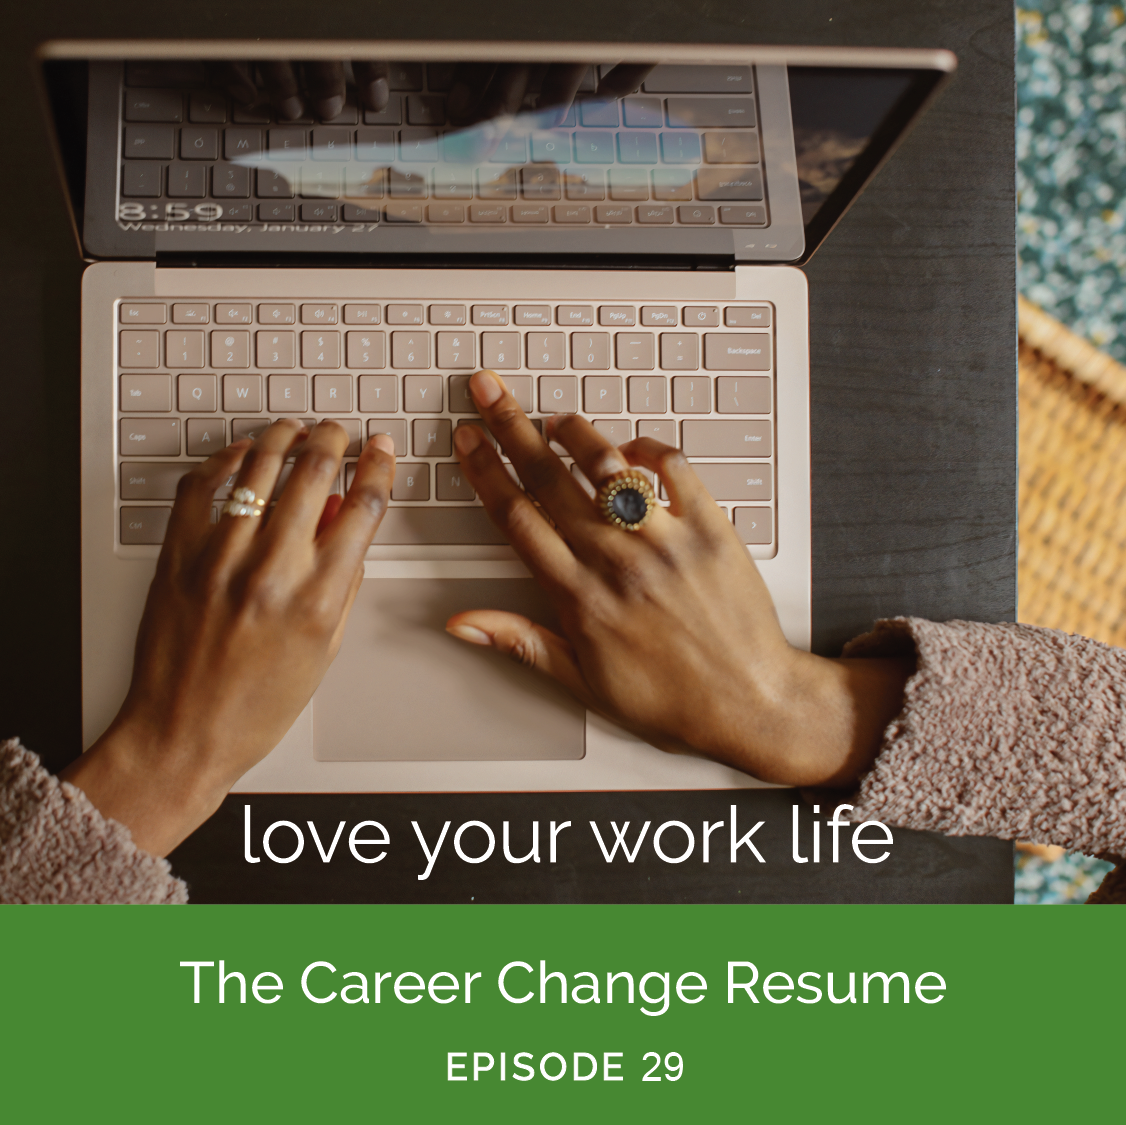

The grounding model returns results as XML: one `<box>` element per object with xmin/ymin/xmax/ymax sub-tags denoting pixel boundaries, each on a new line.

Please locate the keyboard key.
<box><xmin>388</xmin><ymin>304</ymin><xmax>424</xmax><ymax>325</ymax></box>
<box><xmin>599</xmin><ymin>306</ymin><xmax>635</xmax><ymax>327</ymax></box>
<box><xmin>628</xmin><ymin>376</ymin><xmax>668</xmax><ymax>413</ymax></box>
<box><xmin>690</xmin><ymin>463</ymin><xmax>772</xmax><ymax>501</ymax></box>
<box><xmin>346</xmin><ymin>331</ymin><xmax>386</xmax><ymax>368</ymax></box>
<box><xmin>521</xmin><ymin>165</ymin><xmax>561</xmax><ymax>200</ymax></box>
<box><xmin>332</xmin><ymin>418</ymin><xmax>363</xmax><ymax>456</ymax></box>
<box><xmin>696</xmin><ymin>167</ymin><xmax>764</xmax><ymax>201</ymax></box>
<box><xmin>259</xmin><ymin>303</ymin><xmax>296</xmax><ymax>324</ymax></box>
<box><xmin>224</xmin><ymin>374</ymin><xmax>262</xmax><ymax>411</ymax></box>
<box><xmin>615</xmin><ymin>332</ymin><xmax>655</xmax><ymax>370</ymax></box>
<box><xmin>531</xmin><ymin>131</ymin><xmax>569</xmax><ymax>163</ymax></box>
<box><xmin>679</xmin><ymin>205</ymin><xmax>715</xmax><ymax>224</ymax></box>
<box><xmin>478</xmin><ymin>168</ymin><xmax>517</xmax><ymax>200</ymax></box>
<box><xmin>456</xmin><ymin>419</ymin><xmax>495</xmax><ymax>448</ymax></box>
<box><xmin>363</xmin><ymin>98</ymin><xmax>403</xmax><ymax>126</ymax></box>
<box><xmin>504</xmin><ymin>376</ymin><xmax>534</xmax><ymax>413</ymax></box>
<box><xmin>428</xmin><ymin>203</ymin><xmax>465</xmax><ymax>222</ymax></box>
<box><xmin>618</xmin><ymin>132</ymin><xmax>658</xmax><ymax>163</ymax></box>
<box><xmin>258</xmin><ymin>203</ymin><xmax>295</xmax><ymax>222</ymax></box>
<box><xmin>392</xmin><ymin>331</ymin><xmax>430</xmax><ymax>369</ymax></box>
<box><xmin>684</xmin><ymin>306</ymin><xmax>720</xmax><ymax>327</ymax></box>
<box><xmin>666</xmin><ymin>97</ymin><xmax>756</xmax><ymax>128</ymax></box>
<box><xmin>212</xmin><ymin>164</ymin><xmax>250</xmax><ymax>198</ymax></box>
<box><xmin>268</xmin><ymin>128</ymin><xmax>306</xmax><ymax>159</ymax></box>
<box><xmin>734</xmin><ymin>507</ymin><xmax>772</xmax><ymax>545</ymax></box>
<box><xmin>574</xmin><ymin>131</ymin><xmax>615</xmax><ymax>163</ymax></box>
<box><xmin>404</xmin><ymin>374</ymin><xmax>442</xmax><ymax>411</ymax></box>
<box><xmin>407</xmin><ymin>94</ymin><xmax>445</xmax><ymax>126</ymax></box>
<box><xmin>181</xmin><ymin>127</ymin><xmax>218</xmax><ymax>160</ymax></box>
<box><xmin>644</xmin><ymin>66</ymin><xmax>753</xmax><ymax>94</ymax></box>
<box><xmin>302</xmin><ymin>303</ymin><xmax>338</xmax><ymax>325</ymax></box>
<box><xmin>527</xmin><ymin>332</ymin><xmax>566</xmax><ymax>370</ymax></box>
<box><xmin>716</xmin><ymin>376</ymin><xmax>771</xmax><ymax>414</ymax></box>
<box><xmin>428</xmin><ymin>304</ymin><xmax>465</xmax><ymax>326</ymax></box>
<box><xmin>120</xmin><ymin>417</ymin><xmax>180</xmax><ymax>456</ymax></box>
<box><xmin>343</xmin><ymin>203</ymin><xmax>382</xmax><ymax>223</ymax></box>
<box><xmin>179</xmin><ymin>374</ymin><xmax>217</xmax><ymax>411</ymax></box>
<box><xmin>345</xmin><ymin>304</ymin><xmax>383</xmax><ymax>325</ymax></box>
<box><xmin>638</xmin><ymin>204</ymin><xmax>675</xmax><ymax>223</ymax></box>
<box><xmin>557</xmin><ymin>305</ymin><xmax>594</xmax><ymax>326</ymax></box>
<box><xmin>515</xmin><ymin>305</ymin><xmax>552</xmax><ymax>326</ymax></box>
<box><xmin>539</xmin><ymin>376</ymin><xmax>578</xmax><ymax>413</ymax></box>
<box><xmin>651</xmin><ymin>170</ymin><xmax>694</xmax><ymax>200</ymax></box>
<box><xmin>313</xmin><ymin>375</ymin><xmax>353</xmax><ymax>412</ymax></box>
<box><xmin>120</xmin><ymin>374</ymin><xmax>171</xmax><ymax>411</ymax></box>
<box><xmin>447</xmin><ymin>375</ymin><xmax>477</xmax><ymax>414</ymax></box>
<box><xmin>672</xmin><ymin>376</ymin><xmax>712</xmax><ymax>413</ymax></box>
<box><xmin>437</xmin><ymin>331</ymin><xmax>475</xmax><ymax>369</ymax></box>
<box><xmin>400</xmin><ymin>127</ymin><xmax>439</xmax><ymax>163</ymax></box>
<box><xmin>564</xmin><ymin>170</ymin><xmax>604</xmax><ymax>200</ymax></box>
<box><xmin>660</xmin><ymin>133</ymin><xmax>702</xmax><ymax>164</ymax></box>
<box><xmin>469</xmin><ymin>203</ymin><xmax>506</xmax><ymax>223</ymax></box>
<box><xmin>311</xmin><ymin>127</ymin><xmax>351</xmax><ymax>159</ymax></box>
<box><xmin>168</xmin><ymin>164</ymin><xmax>206</xmax><ymax>198</ymax></box>
<box><xmin>225</xmin><ymin>128</ymin><xmax>263</xmax><ymax>160</ymax></box>
<box><xmin>641</xmin><ymin>306</ymin><xmax>677</xmax><ymax>327</ymax></box>
<box><xmin>584</xmin><ymin>376</ymin><xmax>622</xmax><ymax>413</ymax></box>
<box><xmin>172</xmin><ymin>303</ymin><xmax>209</xmax><ymax>324</ymax></box>
<box><xmin>301</xmin><ymin>203</ymin><xmax>338</xmax><ymax>221</ymax></box>
<box><xmin>682</xmin><ymin>420</ymin><xmax>771</xmax><ymax>457</ymax></box>
<box><xmin>124</xmin><ymin>124</ymin><xmax>174</xmax><ymax>160</ymax></box>
<box><xmin>725</xmin><ymin>306</ymin><xmax>771</xmax><ymax>327</ymax></box>
<box><xmin>481</xmin><ymin>332</ymin><xmax>520</xmax><ymax>369</ymax></box>
<box><xmin>554</xmin><ymin>204</ymin><xmax>591</xmax><ymax>223</ymax></box>
<box><xmin>367</xmin><ymin>418</ymin><xmax>407</xmax><ymax>453</ymax></box>
<box><xmin>190</xmin><ymin>92</ymin><xmax>227</xmax><ymax>124</ymax></box>
<box><xmin>301</xmin><ymin>331</ymin><xmax>341</xmax><ymax>368</ymax></box>
<box><xmin>704</xmin><ymin>131</ymin><xmax>759</xmax><ymax>164</ymax></box>
<box><xmin>120</xmin><ymin>304</ymin><xmax>166</xmax><ymax>324</ymax></box>
<box><xmin>512</xmin><ymin>204</ymin><xmax>550</xmax><ymax>223</ymax></box>
<box><xmin>704</xmin><ymin>332</ymin><xmax>771</xmax><ymax>370</ymax></box>
<box><xmin>358</xmin><ymin>375</ymin><xmax>398</xmax><ymax>412</ymax></box>
<box><xmin>372</xmin><ymin>507</ymin><xmax>506</xmax><ymax>544</ymax></box>
<box><xmin>211</xmin><ymin>330</ymin><xmax>250</xmax><ymax>368</ymax></box>
<box><xmin>121</xmin><ymin>506</ymin><xmax>172</xmax><ymax>545</ymax></box>
<box><xmin>491</xmin><ymin>133</ymin><xmax>528</xmax><ymax>163</ymax></box>
<box><xmin>412</xmin><ymin>418</ymin><xmax>452</xmax><ymax>457</ymax></box>
<box><xmin>593</xmin><ymin>418</ymin><xmax>631</xmax><ymax>444</ymax></box>
<box><xmin>120</xmin><ymin>330</ymin><xmax>160</xmax><ymax>368</ymax></box>
<box><xmin>623</xmin><ymin>97</ymin><xmax>663</xmax><ymax>127</ymax></box>
<box><xmin>231</xmin><ymin>418</ymin><xmax>270</xmax><ymax>443</ymax></box>
<box><xmin>596</xmin><ymin>203</ymin><xmax>634</xmax><ymax>222</ymax></box>
<box><xmin>436</xmin><ymin>464</ymin><xmax>475</xmax><ymax>501</ymax></box>
<box><xmin>122</xmin><ymin>162</ymin><xmax>163</xmax><ymax>197</ymax></box>
<box><xmin>269</xmin><ymin>375</ymin><xmax>308</xmax><ymax>412</ymax></box>
<box><xmin>638</xmin><ymin>418</ymin><xmax>677</xmax><ymax>444</ymax></box>
<box><xmin>186</xmin><ymin>417</ymin><xmax>225</xmax><ymax>455</ymax></box>
<box><xmin>392</xmin><ymin>463</ymin><xmax>430</xmax><ymax>501</ymax></box>
<box><xmin>256</xmin><ymin>329</ymin><xmax>295</xmax><ymax>367</ymax></box>
<box><xmin>571</xmin><ymin>333</ymin><xmax>610</xmax><ymax>370</ymax></box>
<box><xmin>215</xmin><ymin>303</ymin><xmax>251</xmax><ymax>324</ymax></box>
<box><xmin>222</xmin><ymin>202</ymin><xmax>254</xmax><ymax>222</ymax></box>
<box><xmin>472</xmin><ymin>305</ymin><xmax>509</xmax><ymax>326</ymax></box>
<box><xmin>124</xmin><ymin>89</ymin><xmax>183</xmax><ymax>123</ymax></box>
<box><xmin>120</xmin><ymin>462</ymin><xmax>193</xmax><ymax>500</ymax></box>
<box><xmin>580</xmin><ymin>100</ymin><xmax>619</xmax><ymax>127</ymax></box>
<box><xmin>166</xmin><ymin>330</ymin><xmax>205</xmax><ymax>368</ymax></box>
<box><xmin>355</xmin><ymin>127</ymin><xmax>396</xmax><ymax>163</ymax></box>
<box><xmin>386</xmin><ymin>201</ymin><xmax>425</xmax><ymax>222</ymax></box>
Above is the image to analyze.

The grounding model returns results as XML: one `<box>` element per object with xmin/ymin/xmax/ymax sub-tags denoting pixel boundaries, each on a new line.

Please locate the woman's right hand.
<box><xmin>446</xmin><ymin>371</ymin><xmax>913</xmax><ymax>789</ymax></box>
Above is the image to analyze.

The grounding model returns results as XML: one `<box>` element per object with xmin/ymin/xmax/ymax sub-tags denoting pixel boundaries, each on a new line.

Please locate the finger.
<box><xmin>302</xmin><ymin>61</ymin><xmax>346</xmax><ymax>119</ymax></box>
<box><xmin>446</xmin><ymin>63</ymin><xmax>498</xmax><ymax>125</ymax></box>
<box><xmin>468</xmin><ymin>370</ymin><xmax>604</xmax><ymax>538</ymax></box>
<box><xmin>446</xmin><ymin>609</ymin><xmax>592</xmax><ymax>704</ymax></box>
<box><xmin>597</xmin><ymin>63</ymin><xmax>655</xmax><ymax>98</ymax></box>
<box><xmin>536</xmin><ymin>62</ymin><xmax>589</xmax><ymax>125</ymax></box>
<box><xmin>453</xmin><ymin>421</ymin><xmax>581</xmax><ymax>591</ymax></box>
<box><xmin>316</xmin><ymin>493</ymin><xmax>344</xmax><ymax>537</ymax></box>
<box><xmin>210</xmin><ymin>61</ymin><xmax>258</xmax><ymax>107</ymax></box>
<box><xmin>161</xmin><ymin>440</ymin><xmax>251</xmax><ymax>568</ymax></box>
<box><xmin>477</xmin><ymin>63</ymin><xmax>533</xmax><ymax>121</ymax></box>
<box><xmin>259</xmin><ymin>60</ymin><xmax>304</xmax><ymax>121</ymax></box>
<box><xmin>315</xmin><ymin>433</ymin><xmax>396</xmax><ymax>579</ymax></box>
<box><xmin>352</xmin><ymin>60</ymin><xmax>390</xmax><ymax>111</ymax></box>
<box><xmin>265</xmin><ymin>420</ymin><xmax>350</xmax><ymax>548</ymax></box>
<box><xmin>617</xmin><ymin>436</ymin><xmax>717</xmax><ymax>523</ymax></box>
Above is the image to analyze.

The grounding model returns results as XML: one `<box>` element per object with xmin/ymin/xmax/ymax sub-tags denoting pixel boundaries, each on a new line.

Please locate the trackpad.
<box><xmin>313</xmin><ymin>578</ymin><xmax>585</xmax><ymax>761</ymax></box>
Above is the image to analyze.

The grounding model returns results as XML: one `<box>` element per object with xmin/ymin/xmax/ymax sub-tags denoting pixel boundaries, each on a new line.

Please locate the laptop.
<box><xmin>39</xmin><ymin>41</ymin><xmax>954</xmax><ymax>792</ymax></box>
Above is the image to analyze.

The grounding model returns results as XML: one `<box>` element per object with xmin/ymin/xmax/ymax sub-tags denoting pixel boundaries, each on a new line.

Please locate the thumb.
<box><xmin>446</xmin><ymin>610</ymin><xmax>591</xmax><ymax>704</ymax></box>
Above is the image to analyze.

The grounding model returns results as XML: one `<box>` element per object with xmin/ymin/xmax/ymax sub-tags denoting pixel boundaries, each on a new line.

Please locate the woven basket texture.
<box><xmin>1019</xmin><ymin>300</ymin><xmax>1126</xmax><ymax>647</ymax></box>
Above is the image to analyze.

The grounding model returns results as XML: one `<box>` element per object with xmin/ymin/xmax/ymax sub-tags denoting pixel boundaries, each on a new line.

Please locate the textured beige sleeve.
<box><xmin>843</xmin><ymin>618</ymin><xmax>1126</xmax><ymax>862</ymax></box>
<box><xmin>0</xmin><ymin>738</ymin><xmax>188</xmax><ymax>904</ymax></box>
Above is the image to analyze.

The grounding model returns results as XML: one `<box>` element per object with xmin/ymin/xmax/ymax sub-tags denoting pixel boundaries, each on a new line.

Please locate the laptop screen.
<box><xmin>40</xmin><ymin>46</ymin><xmax>953</xmax><ymax>264</ymax></box>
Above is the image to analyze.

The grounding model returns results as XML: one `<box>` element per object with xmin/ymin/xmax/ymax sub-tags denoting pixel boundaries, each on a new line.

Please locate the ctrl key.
<box><xmin>120</xmin><ymin>506</ymin><xmax>172</xmax><ymax>544</ymax></box>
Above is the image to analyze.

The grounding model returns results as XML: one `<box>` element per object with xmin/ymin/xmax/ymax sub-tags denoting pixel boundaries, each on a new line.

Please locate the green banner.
<box><xmin>2</xmin><ymin>905</ymin><xmax>1118</xmax><ymax>1121</ymax></box>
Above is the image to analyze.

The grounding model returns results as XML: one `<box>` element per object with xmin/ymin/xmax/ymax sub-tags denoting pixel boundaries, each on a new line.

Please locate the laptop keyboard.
<box><xmin>117</xmin><ymin>63</ymin><xmax>769</xmax><ymax>230</ymax></box>
<box><xmin>117</xmin><ymin>295</ymin><xmax>776</xmax><ymax>552</ymax></box>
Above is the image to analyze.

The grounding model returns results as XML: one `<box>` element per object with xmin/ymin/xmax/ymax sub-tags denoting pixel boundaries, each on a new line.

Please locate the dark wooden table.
<box><xmin>0</xmin><ymin>0</ymin><xmax>1016</xmax><ymax>901</ymax></box>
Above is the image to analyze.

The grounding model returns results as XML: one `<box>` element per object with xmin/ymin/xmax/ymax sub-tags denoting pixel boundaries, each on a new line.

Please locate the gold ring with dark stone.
<box><xmin>597</xmin><ymin>472</ymin><xmax>656</xmax><ymax>531</ymax></box>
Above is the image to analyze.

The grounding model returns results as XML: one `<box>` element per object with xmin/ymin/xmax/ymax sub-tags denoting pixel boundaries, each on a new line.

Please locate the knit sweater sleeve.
<box><xmin>0</xmin><ymin>738</ymin><xmax>188</xmax><ymax>904</ymax></box>
<box><xmin>843</xmin><ymin>618</ymin><xmax>1126</xmax><ymax>861</ymax></box>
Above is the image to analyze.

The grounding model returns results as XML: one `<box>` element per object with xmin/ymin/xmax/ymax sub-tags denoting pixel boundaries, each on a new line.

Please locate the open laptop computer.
<box><xmin>39</xmin><ymin>40</ymin><xmax>954</xmax><ymax>792</ymax></box>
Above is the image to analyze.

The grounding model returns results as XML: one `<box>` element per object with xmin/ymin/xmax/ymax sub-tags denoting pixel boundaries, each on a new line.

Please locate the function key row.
<box><xmin>121</xmin><ymin>302</ymin><xmax>771</xmax><ymax>328</ymax></box>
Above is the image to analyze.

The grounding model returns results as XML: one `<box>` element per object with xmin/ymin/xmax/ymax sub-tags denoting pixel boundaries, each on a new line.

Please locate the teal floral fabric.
<box><xmin>1017</xmin><ymin>2</ymin><xmax>1126</xmax><ymax>360</ymax></box>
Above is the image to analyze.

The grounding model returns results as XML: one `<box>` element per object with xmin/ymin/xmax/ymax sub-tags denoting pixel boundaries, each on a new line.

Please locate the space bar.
<box><xmin>373</xmin><ymin>507</ymin><xmax>508</xmax><ymax>545</ymax></box>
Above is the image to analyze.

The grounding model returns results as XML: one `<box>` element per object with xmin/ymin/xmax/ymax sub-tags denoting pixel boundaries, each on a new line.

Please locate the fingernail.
<box><xmin>364</xmin><ymin>79</ymin><xmax>389</xmax><ymax>111</ymax></box>
<box><xmin>470</xmin><ymin>369</ymin><xmax>504</xmax><ymax>407</ymax></box>
<box><xmin>446</xmin><ymin>624</ymin><xmax>492</xmax><ymax>646</ymax></box>
<box><xmin>318</xmin><ymin>94</ymin><xmax>345</xmax><ymax>120</ymax></box>
<box><xmin>279</xmin><ymin>96</ymin><xmax>304</xmax><ymax>120</ymax></box>
<box><xmin>372</xmin><ymin>433</ymin><xmax>395</xmax><ymax>455</ymax></box>
<box><xmin>454</xmin><ymin>423</ymin><xmax>481</xmax><ymax>454</ymax></box>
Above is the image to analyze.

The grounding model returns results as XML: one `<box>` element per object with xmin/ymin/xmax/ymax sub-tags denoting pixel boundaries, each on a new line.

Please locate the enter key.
<box><xmin>682</xmin><ymin>419</ymin><xmax>772</xmax><ymax>458</ymax></box>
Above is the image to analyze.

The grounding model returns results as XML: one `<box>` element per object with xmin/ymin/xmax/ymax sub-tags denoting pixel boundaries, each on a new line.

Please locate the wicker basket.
<box><xmin>1018</xmin><ymin>296</ymin><xmax>1126</xmax><ymax>646</ymax></box>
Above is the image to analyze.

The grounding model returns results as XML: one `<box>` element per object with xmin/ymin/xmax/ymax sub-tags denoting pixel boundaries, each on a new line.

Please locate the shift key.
<box><xmin>120</xmin><ymin>461</ymin><xmax>195</xmax><ymax>499</ymax></box>
<box><xmin>685</xmin><ymin>462</ymin><xmax>772</xmax><ymax>501</ymax></box>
